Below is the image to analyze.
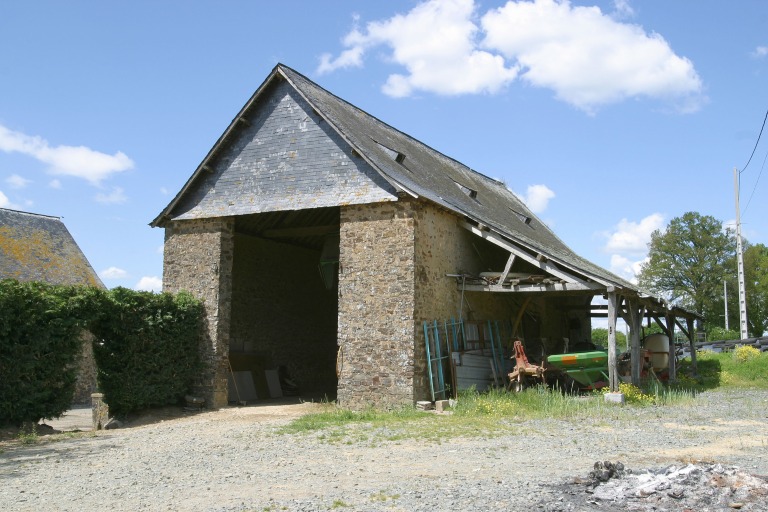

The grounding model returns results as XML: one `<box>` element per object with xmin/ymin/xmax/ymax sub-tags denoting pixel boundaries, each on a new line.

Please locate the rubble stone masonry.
<box><xmin>338</xmin><ymin>199</ymin><xmax>512</xmax><ymax>407</ymax></box>
<box><xmin>337</xmin><ymin>201</ymin><xmax>417</xmax><ymax>409</ymax></box>
<box><xmin>162</xmin><ymin>217</ymin><xmax>234</xmax><ymax>409</ymax></box>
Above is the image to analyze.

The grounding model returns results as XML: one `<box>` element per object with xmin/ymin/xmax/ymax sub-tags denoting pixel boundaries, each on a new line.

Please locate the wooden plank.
<box><xmin>263</xmin><ymin>224</ymin><xmax>338</xmax><ymax>238</ymax></box>
<box><xmin>460</xmin><ymin>221</ymin><xmax>604</xmax><ymax>287</ymax></box>
<box><xmin>498</xmin><ymin>254</ymin><xmax>516</xmax><ymax>284</ymax></box>
<box><xmin>461</xmin><ymin>282</ymin><xmax>600</xmax><ymax>293</ymax></box>
<box><xmin>264</xmin><ymin>369</ymin><xmax>283</xmax><ymax>398</ymax></box>
<box><xmin>227</xmin><ymin>371</ymin><xmax>258</xmax><ymax>402</ymax></box>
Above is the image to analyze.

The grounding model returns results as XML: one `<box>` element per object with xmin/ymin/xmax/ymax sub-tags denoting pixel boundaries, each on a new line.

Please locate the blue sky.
<box><xmin>1</xmin><ymin>0</ymin><xmax>766</xmax><ymax>294</ymax></box>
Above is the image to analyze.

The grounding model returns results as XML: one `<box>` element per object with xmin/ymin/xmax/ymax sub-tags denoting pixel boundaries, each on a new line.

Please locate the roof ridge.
<box><xmin>0</xmin><ymin>207</ymin><xmax>61</xmax><ymax>220</ymax></box>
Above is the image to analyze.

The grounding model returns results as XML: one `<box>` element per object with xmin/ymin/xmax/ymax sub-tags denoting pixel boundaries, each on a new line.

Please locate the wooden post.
<box><xmin>625</xmin><ymin>299</ymin><xmax>644</xmax><ymax>387</ymax></box>
<box><xmin>627</xmin><ymin>300</ymin><xmax>643</xmax><ymax>386</ymax></box>
<box><xmin>666</xmin><ymin>311</ymin><xmax>676</xmax><ymax>381</ymax></box>
<box><xmin>687</xmin><ymin>317</ymin><xmax>698</xmax><ymax>376</ymax></box>
<box><xmin>606</xmin><ymin>290</ymin><xmax>619</xmax><ymax>392</ymax></box>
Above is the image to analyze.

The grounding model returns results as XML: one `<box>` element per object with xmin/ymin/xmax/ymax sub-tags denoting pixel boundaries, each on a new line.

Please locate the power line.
<box><xmin>740</xmin><ymin>106</ymin><xmax>768</xmax><ymax>174</ymax></box>
<box><xmin>742</xmin><ymin>149</ymin><xmax>767</xmax><ymax>217</ymax></box>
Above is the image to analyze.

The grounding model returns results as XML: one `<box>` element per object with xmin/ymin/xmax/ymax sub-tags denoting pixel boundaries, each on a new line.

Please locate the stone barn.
<box><xmin>152</xmin><ymin>64</ymin><xmax>697</xmax><ymax>409</ymax></box>
<box><xmin>0</xmin><ymin>208</ymin><xmax>104</xmax><ymax>404</ymax></box>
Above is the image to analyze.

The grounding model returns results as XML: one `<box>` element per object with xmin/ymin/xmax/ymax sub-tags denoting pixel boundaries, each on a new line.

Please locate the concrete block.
<box><xmin>604</xmin><ymin>392</ymin><xmax>625</xmax><ymax>404</ymax></box>
<box><xmin>434</xmin><ymin>400</ymin><xmax>450</xmax><ymax>412</ymax></box>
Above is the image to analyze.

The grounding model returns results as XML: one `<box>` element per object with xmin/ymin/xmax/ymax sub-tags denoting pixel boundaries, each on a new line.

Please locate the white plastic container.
<box><xmin>643</xmin><ymin>334</ymin><xmax>670</xmax><ymax>370</ymax></box>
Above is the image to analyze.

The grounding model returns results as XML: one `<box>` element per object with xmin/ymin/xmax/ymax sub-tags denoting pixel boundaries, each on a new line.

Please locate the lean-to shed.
<box><xmin>152</xmin><ymin>64</ymin><xmax>698</xmax><ymax>409</ymax></box>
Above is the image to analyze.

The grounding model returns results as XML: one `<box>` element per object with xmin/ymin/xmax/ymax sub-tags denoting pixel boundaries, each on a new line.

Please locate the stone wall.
<box><xmin>72</xmin><ymin>331</ymin><xmax>97</xmax><ymax>405</ymax></box>
<box><xmin>412</xmin><ymin>202</ymin><xmax>515</xmax><ymax>399</ymax></box>
<box><xmin>162</xmin><ymin>217</ymin><xmax>234</xmax><ymax>409</ymax></box>
<box><xmin>337</xmin><ymin>199</ymin><xmax>518</xmax><ymax>407</ymax></box>
<box><xmin>337</xmin><ymin>201</ymin><xmax>417</xmax><ymax>409</ymax></box>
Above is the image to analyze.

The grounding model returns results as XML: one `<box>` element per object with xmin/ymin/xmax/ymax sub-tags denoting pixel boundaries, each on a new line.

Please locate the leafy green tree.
<box><xmin>743</xmin><ymin>243</ymin><xmax>768</xmax><ymax>336</ymax></box>
<box><xmin>591</xmin><ymin>328</ymin><xmax>627</xmax><ymax>350</ymax></box>
<box><xmin>637</xmin><ymin>212</ymin><xmax>735</xmax><ymax>329</ymax></box>
<box><xmin>720</xmin><ymin>243</ymin><xmax>768</xmax><ymax>337</ymax></box>
<box><xmin>707</xmin><ymin>326</ymin><xmax>740</xmax><ymax>342</ymax></box>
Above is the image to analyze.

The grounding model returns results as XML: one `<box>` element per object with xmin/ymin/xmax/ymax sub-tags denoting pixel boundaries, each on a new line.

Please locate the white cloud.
<box><xmin>753</xmin><ymin>46</ymin><xmax>768</xmax><ymax>58</ymax></box>
<box><xmin>481</xmin><ymin>0</ymin><xmax>703</xmax><ymax>112</ymax></box>
<box><xmin>317</xmin><ymin>0</ymin><xmax>518</xmax><ymax>97</ymax></box>
<box><xmin>611</xmin><ymin>0</ymin><xmax>635</xmax><ymax>20</ymax></box>
<box><xmin>522</xmin><ymin>184</ymin><xmax>555</xmax><ymax>213</ymax></box>
<box><xmin>601</xmin><ymin>213</ymin><xmax>664</xmax><ymax>281</ymax></box>
<box><xmin>100</xmin><ymin>266</ymin><xmax>129</xmax><ymax>280</ymax></box>
<box><xmin>319</xmin><ymin>0</ymin><xmax>703</xmax><ymax>112</ymax></box>
<box><xmin>6</xmin><ymin>174</ymin><xmax>31</xmax><ymax>189</ymax></box>
<box><xmin>318</xmin><ymin>46</ymin><xmax>366</xmax><ymax>74</ymax></box>
<box><xmin>0</xmin><ymin>190</ymin><xmax>20</xmax><ymax>209</ymax></box>
<box><xmin>135</xmin><ymin>276</ymin><xmax>162</xmax><ymax>292</ymax></box>
<box><xmin>609</xmin><ymin>253</ymin><xmax>646</xmax><ymax>283</ymax></box>
<box><xmin>95</xmin><ymin>186</ymin><xmax>128</xmax><ymax>204</ymax></box>
<box><xmin>603</xmin><ymin>213</ymin><xmax>665</xmax><ymax>255</ymax></box>
<box><xmin>0</xmin><ymin>123</ymin><xmax>134</xmax><ymax>184</ymax></box>
<box><xmin>49</xmin><ymin>179</ymin><xmax>62</xmax><ymax>189</ymax></box>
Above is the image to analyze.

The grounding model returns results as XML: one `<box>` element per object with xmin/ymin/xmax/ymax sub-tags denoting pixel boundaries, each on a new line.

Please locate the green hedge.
<box><xmin>0</xmin><ymin>281</ymin><xmax>204</xmax><ymax>425</ymax></box>
<box><xmin>0</xmin><ymin>280</ymin><xmax>84</xmax><ymax>426</ymax></box>
<box><xmin>87</xmin><ymin>287</ymin><xmax>204</xmax><ymax>416</ymax></box>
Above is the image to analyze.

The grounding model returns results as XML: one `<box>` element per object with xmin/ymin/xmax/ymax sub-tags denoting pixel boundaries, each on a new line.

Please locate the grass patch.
<box><xmin>17</xmin><ymin>423</ymin><xmax>39</xmax><ymax>445</ymax></box>
<box><xmin>279</xmin><ymin>384</ymin><xmax>698</xmax><ymax>444</ymax></box>
<box><xmin>278</xmin><ymin>351</ymin><xmax>768</xmax><ymax>445</ymax></box>
<box><xmin>677</xmin><ymin>350</ymin><xmax>768</xmax><ymax>390</ymax></box>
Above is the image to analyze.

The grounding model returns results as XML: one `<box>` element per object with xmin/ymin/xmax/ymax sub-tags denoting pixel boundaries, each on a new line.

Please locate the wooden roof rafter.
<box><xmin>458</xmin><ymin>220</ymin><xmax>605</xmax><ymax>293</ymax></box>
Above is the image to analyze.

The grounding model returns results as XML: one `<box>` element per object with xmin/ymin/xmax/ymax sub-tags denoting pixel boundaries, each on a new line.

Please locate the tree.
<box><xmin>743</xmin><ymin>243</ymin><xmax>768</xmax><ymax>336</ymax></box>
<box><xmin>591</xmin><ymin>328</ymin><xmax>627</xmax><ymax>350</ymax></box>
<box><xmin>637</xmin><ymin>212</ymin><xmax>735</xmax><ymax>330</ymax></box>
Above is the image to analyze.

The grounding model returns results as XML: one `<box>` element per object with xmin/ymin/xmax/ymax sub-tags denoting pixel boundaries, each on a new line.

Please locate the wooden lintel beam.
<box><xmin>460</xmin><ymin>282</ymin><xmax>599</xmax><ymax>293</ymax></box>
<box><xmin>263</xmin><ymin>224</ymin><xmax>338</xmax><ymax>238</ymax></box>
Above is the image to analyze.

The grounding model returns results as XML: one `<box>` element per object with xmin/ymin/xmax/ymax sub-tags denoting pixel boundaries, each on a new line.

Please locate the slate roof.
<box><xmin>0</xmin><ymin>208</ymin><xmax>104</xmax><ymax>288</ymax></box>
<box><xmin>153</xmin><ymin>63</ymin><xmax>637</xmax><ymax>292</ymax></box>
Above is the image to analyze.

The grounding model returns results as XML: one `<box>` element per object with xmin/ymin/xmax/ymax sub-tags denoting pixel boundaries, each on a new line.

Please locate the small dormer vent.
<box><xmin>454</xmin><ymin>181</ymin><xmax>478</xmax><ymax>200</ymax></box>
<box><xmin>374</xmin><ymin>140</ymin><xmax>406</xmax><ymax>164</ymax></box>
<box><xmin>508</xmin><ymin>207</ymin><xmax>532</xmax><ymax>225</ymax></box>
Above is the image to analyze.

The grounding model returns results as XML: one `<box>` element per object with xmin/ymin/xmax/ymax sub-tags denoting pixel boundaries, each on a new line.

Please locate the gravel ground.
<box><xmin>1</xmin><ymin>389</ymin><xmax>767</xmax><ymax>511</ymax></box>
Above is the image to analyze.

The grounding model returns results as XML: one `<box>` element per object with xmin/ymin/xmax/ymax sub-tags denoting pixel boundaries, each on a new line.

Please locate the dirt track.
<box><xmin>2</xmin><ymin>390</ymin><xmax>768</xmax><ymax>511</ymax></box>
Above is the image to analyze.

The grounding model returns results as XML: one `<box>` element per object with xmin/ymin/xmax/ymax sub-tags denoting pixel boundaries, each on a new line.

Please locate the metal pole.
<box><xmin>734</xmin><ymin>168</ymin><xmax>749</xmax><ymax>340</ymax></box>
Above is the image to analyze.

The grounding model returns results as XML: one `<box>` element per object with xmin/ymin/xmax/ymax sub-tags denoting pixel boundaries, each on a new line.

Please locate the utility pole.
<box><xmin>734</xmin><ymin>168</ymin><xmax>749</xmax><ymax>340</ymax></box>
<box><xmin>723</xmin><ymin>280</ymin><xmax>729</xmax><ymax>331</ymax></box>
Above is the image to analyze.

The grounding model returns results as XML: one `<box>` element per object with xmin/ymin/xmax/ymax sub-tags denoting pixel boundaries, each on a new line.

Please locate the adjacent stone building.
<box><xmin>0</xmin><ymin>208</ymin><xmax>104</xmax><ymax>403</ymax></box>
<box><xmin>152</xmin><ymin>64</ymin><xmax>697</xmax><ymax>409</ymax></box>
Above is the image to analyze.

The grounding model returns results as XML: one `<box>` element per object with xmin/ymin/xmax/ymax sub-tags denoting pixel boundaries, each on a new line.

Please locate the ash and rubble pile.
<box><xmin>542</xmin><ymin>461</ymin><xmax>768</xmax><ymax>511</ymax></box>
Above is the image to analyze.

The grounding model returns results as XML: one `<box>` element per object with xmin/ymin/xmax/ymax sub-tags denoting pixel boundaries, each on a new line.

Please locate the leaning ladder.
<box><xmin>424</xmin><ymin>320</ymin><xmax>450</xmax><ymax>401</ymax></box>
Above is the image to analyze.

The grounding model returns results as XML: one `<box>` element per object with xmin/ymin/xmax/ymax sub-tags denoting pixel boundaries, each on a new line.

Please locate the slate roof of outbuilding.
<box><xmin>153</xmin><ymin>63</ymin><xmax>636</xmax><ymax>292</ymax></box>
<box><xmin>0</xmin><ymin>208</ymin><xmax>104</xmax><ymax>288</ymax></box>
